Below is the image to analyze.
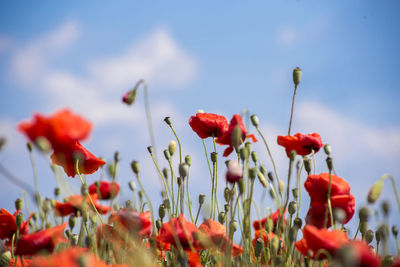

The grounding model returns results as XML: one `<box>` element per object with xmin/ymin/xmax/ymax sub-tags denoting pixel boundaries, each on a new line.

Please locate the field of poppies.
<box><xmin>0</xmin><ymin>68</ymin><xmax>399</xmax><ymax>267</ymax></box>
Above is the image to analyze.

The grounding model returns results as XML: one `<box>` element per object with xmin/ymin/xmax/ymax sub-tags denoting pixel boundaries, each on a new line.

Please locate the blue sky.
<box><xmin>0</xmin><ymin>0</ymin><xmax>399</xmax><ymax>246</ymax></box>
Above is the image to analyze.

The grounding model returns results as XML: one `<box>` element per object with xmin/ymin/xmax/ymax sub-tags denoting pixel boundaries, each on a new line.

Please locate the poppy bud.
<box><xmin>250</xmin><ymin>114</ymin><xmax>259</xmax><ymax>127</ymax></box>
<box><xmin>269</xmin><ymin>188</ymin><xmax>276</xmax><ymax>199</ymax></box>
<box><xmin>198</xmin><ymin>194</ymin><xmax>205</xmax><ymax>205</ymax></box>
<box><xmin>254</xmin><ymin>238</ymin><xmax>263</xmax><ymax>258</ymax></box>
<box><xmin>131</xmin><ymin>161</ymin><xmax>140</xmax><ymax>175</ymax></box>
<box><xmin>185</xmin><ymin>155</ymin><xmax>191</xmax><ymax>166</ymax></box>
<box><xmin>156</xmin><ymin>219</ymin><xmax>162</xmax><ymax>231</ymax></box>
<box><xmin>138</xmin><ymin>190</ymin><xmax>144</xmax><ymax>199</ymax></box>
<box><xmin>65</xmin><ymin>229</ymin><xmax>72</xmax><ymax>238</ymax></box>
<box><xmin>251</xmin><ymin>151</ymin><xmax>258</xmax><ymax>163</ymax></box>
<box><xmin>289</xmin><ymin>150</ymin><xmax>297</xmax><ymax>161</ymax></box>
<box><xmin>0</xmin><ymin>251</ymin><xmax>11</xmax><ymax>267</ymax></box>
<box><xmin>271</xmin><ymin>235</ymin><xmax>279</xmax><ymax>254</ymax></box>
<box><xmin>245</xmin><ymin>141</ymin><xmax>252</xmax><ymax>151</ymax></box>
<box><xmin>159</xmin><ymin>204</ymin><xmax>166</xmax><ymax>220</ymax></box>
<box><xmin>108</xmin><ymin>163</ymin><xmax>116</xmax><ymax>178</ymax></box>
<box><xmin>179</xmin><ymin>163</ymin><xmax>189</xmax><ymax>178</ymax></box>
<box><xmin>26</xmin><ymin>142</ymin><xmax>33</xmax><ymax>152</ymax></box>
<box><xmin>293</xmin><ymin>67</ymin><xmax>302</xmax><ymax>86</ymax></box>
<box><xmin>163</xmin><ymin>199</ymin><xmax>171</xmax><ymax>210</ymax></box>
<box><xmin>114</xmin><ymin>151</ymin><xmax>120</xmax><ymax>163</ymax></box>
<box><xmin>230</xmin><ymin>220</ymin><xmax>238</xmax><ymax>232</ymax></box>
<box><xmin>15</xmin><ymin>198</ymin><xmax>23</xmax><ymax>211</ymax></box>
<box><xmin>239</xmin><ymin>147</ymin><xmax>248</xmax><ymax>161</ymax></box>
<box><xmin>224</xmin><ymin>204</ymin><xmax>230</xmax><ymax>213</ymax></box>
<box><xmin>360</xmin><ymin>221</ymin><xmax>368</xmax><ymax>235</ymax></box>
<box><xmin>359</xmin><ymin>207</ymin><xmax>370</xmax><ymax>222</ymax></box>
<box><xmin>326</xmin><ymin>156</ymin><xmax>333</xmax><ymax>171</ymax></box>
<box><xmin>125</xmin><ymin>200</ymin><xmax>132</xmax><ymax>208</ymax></box>
<box><xmin>333</xmin><ymin>208</ymin><xmax>346</xmax><ymax>224</ymax></box>
<box><xmin>231</xmin><ymin>125</ymin><xmax>243</xmax><ymax>151</ymax></box>
<box><xmin>367</xmin><ymin>180</ymin><xmax>384</xmax><ymax>204</ymax></box>
<box><xmin>35</xmin><ymin>137</ymin><xmax>51</xmax><ymax>153</ymax></box>
<box><xmin>224</xmin><ymin>187</ymin><xmax>230</xmax><ymax>202</ymax></box>
<box><xmin>168</xmin><ymin>140</ymin><xmax>176</xmax><ymax>156</ymax></box>
<box><xmin>288</xmin><ymin>201</ymin><xmax>296</xmax><ymax>215</ymax></box>
<box><xmin>375</xmin><ymin>230</ymin><xmax>381</xmax><ymax>242</ymax></box>
<box><xmin>249</xmin><ymin>167</ymin><xmax>257</xmax><ymax>180</ymax></box>
<box><xmin>15</xmin><ymin>213</ymin><xmax>23</xmax><ymax>228</ymax></box>
<box><xmin>71</xmin><ymin>234</ymin><xmax>78</xmax><ymax>246</ymax></box>
<box><xmin>162</xmin><ymin>168</ymin><xmax>169</xmax><ymax>180</ymax></box>
<box><xmin>226</xmin><ymin>160</ymin><xmax>242</xmax><ymax>184</ymax></box>
<box><xmin>377</xmin><ymin>224</ymin><xmax>389</xmax><ymax>241</ymax></box>
<box><xmin>128</xmin><ymin>181</ymin><xmax>136</xmax><ymax>191</ymax></box>
<box><xmin>267</xmin><ymin>171</ymin><xmax>274</xmax><ymax>181</ymax></box>
<box><xmin>392</xmin><ymin>225</ymin><xmax>398</xmax><ymax>237</ymax></box>
<box><xmin>303</xmin><ymin>159</ymin><xmax>312</xmax><ymax>175</ymax></box>
<box><xmin>54</xmin><ymin>187</ymin><xmax>60</xmax><ymax>197</ymax></box>
<box><xmin>32</xmin><ymin>212</ymin><xmax>38</xmax><ymax>221</ymax></box>
<box><xmin>42</xmin><ymin>199</ymin><xmax>51</xmax><ymax>213</ymax></box>
<box><xmin>382</xmin><ymin>255</ymin><xmax>394</xmax><ymax>267</ymax></box>
<box><xmin>122</xmin><ymin>88</ymin><xmax>137</xmax><ymax>105</ymax></box>
<box><xmin>278</xmin><ymin>180</ymin><xmax>285</xmax><ymax>195</ymax></box>
<box><xmin>365</xmin><ymin>229</ymin><xmax>374</xmax><ymax>244</ymax></box>
<box><xmin>293</xmin><ymin>217</ymin><xmax>302</xmax><ymax>228</ymax></box>
<box><xmin>381</xmin><ymin>201</ymin><xmax>390</xmax><ymax>217</ymax></box>
<box><xmin>323</xmin><ymin>144</ymin><xmax>331</xmax><ymax>155</ymax></box>
<box><xmin>218</xmin><ymin>212</ymin><xmax>226</xmax><ymax>224</ymax></box>
<box><xmin>163</xmin><ymin>149</ymin><xmax>171</xmax><ymax>160</ymax></box>
<box><xmin>257</xmin><ymin>171</ymin><xmax>268</xmax><ymax>188</ymax></box>
<box><xmin>238</xmin><ymin>179</ymin><xmax>245</xmax><ymax>195</ymax></box>
<box><xmin>292</xmin><ymin>188</ymin><xmax>299</xmax><ymax>199</ymax></box>
<box><xmin>164</xmin><ymin>117</ymin><xmax>172</xmax><ymax>126</ymax></box>
<box><xmin>147</xmin><ymin>146</ymin><xmax>154</xmax><ymax>154</ymax></box>
<box><xmin>81</xmin><ymin>184</ymin><xmax>88</xmax><ymax>196</ymax></box>
<box><xmin>265</xmin><ymin>218</ymin><xmax>274</xmax><ymax>233</ymax></box>
<box><xmin>210</xmin><ymin>152</ymin><xmax>218</xmax><ymax>163</ymax></box>
<box><xmin>69</xmin><ymin>215</ymin><xmax>76</xmax><ymax>229</ymax></box>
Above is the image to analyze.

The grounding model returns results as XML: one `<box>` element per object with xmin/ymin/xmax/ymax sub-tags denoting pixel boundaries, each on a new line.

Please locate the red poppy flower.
<box><xmin>335</xmin><ymin>241</ymin><xmax>380</xmax><ymax>267</ymax></box>
<box><xmin>18</xmin><ymin>109</ymin><xmax>91</xmax><ymax>149</ymax></box>
<box><xmin>305</xmin><ymin>173</ymin><xmax>351</xmax><ymax>202</ymax></box>
<box><xmin>277</xmin><ymin>133</ymin><xmax>323</xmax><ymax>157</ymax></box>
<box><xmin>51</xmin><ymin>141</ymin><xmax>106</xmax><ymax>177</ymax></box>
<box><xmin>216</xmin><ymin>114</ymin><xmax>257</xmax><ymax>157</ymax></box>
<box><xmin>189</xmin><ymin>112</ymin><xmax>229</xmax><ymax>139</ymax></box>
<box><xmin>54</xmin><ymin>194</ymin><xmax>110</xmax><ymax>217</ymax></box>
<box><xmin>225</xmin><ymin>160</ymin><xmax>242</xmax><ymax>183</ymax></box>
<box><xmin>251</xmin><ymin>229</ymin><xmax>285</xmax><ymax>264</ymax></box>
<box><xmin>252</xmin><ymin>209</ymin><xmax>286</xmax><ymax>232</ymax></box>
<box><xmin>187</xmin><ymin>251</ymin><xmax>202</xmax><ymax>267</ymax></box>
<box><xmin>295</xmin><ymin>225</ymin><xmax>349</xmax><ymax>260</ymax></box>
<box><xmin>158</xmin><ymin>214</ymin><xmax>198</xmax><ymax>250</ymax></box>
<box><xmin>0</xmin><ymin>209</ymin><xmax>32</xmax><ymax>242</ymax></box>
<box><xmin>15</xmin><ymin>223</ymin><xmax>67</xmax><ymax>255</ymax></box>
<box><xmin>306</xmin><ymin>194</ymin><xmax>355</xmax><ymax>228</ymax></box>
<box><xmin>109</xmin><ymin>209</ymin><xmax>152</xmax><ymax>238</ymax></box>
<box><xmin>89</xmin><ymin>181</ymin><xmax>120</xmax><ymax>200</ymax></box>
<box><xmin>8</xmin><ymin>258</ymin><xmax>33</xmax><ymax>267</ymax></box>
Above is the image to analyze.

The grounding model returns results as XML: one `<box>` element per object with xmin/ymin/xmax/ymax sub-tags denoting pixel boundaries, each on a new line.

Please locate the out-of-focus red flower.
<box><xmin>225</xmin><ymin>160</ymin><xmax>242</xmax><ymax>183</ymax></box>
<box><xmin>109</xmin><ymin>209</ymin><xmax>152</xmax><ymax>238</ymax></box>
<box><xmin>277</xmin><ymin>133</ymin><xmax>323</xmax><ymax>157</ymax></box>
<box><xmin>0</xmin><ymin>209</ymin><xmax>32</xmax><ymax>242</ymax></box>
<box><xmin>189</xmin><ymin>112</ymin><xmax>229</xmax><ymax>139</ymax></box>
<box><xmin>15</xmin><ymin>223</ymin><xmax>67</xmax><ymax>255</ymax></box>
<box><xmin>306</xmin><ymin>194</ymin><xmax>355</xmax><ymax>228</ymax></box>
<box><xmin>252</xmin><ymin>209</ymin><xmax>286</xmax><ymax>232</ymax></box>
<box><xmin>198</xmin><ymin>219</ymin><xmax>243</xmax><ymax>257</ymax></box>
<box><xmin>251</xmin><ymin>229</ymin><xmax>285</xmax><ymax>264</ymax></box>
<box><xmin>295</xmin><ymin>225</ymin><xmax>349</xmax><ymax>260</ymax></box>
<box><xmin>187</xmin><ymin>251</ymin><xmax>202</xmax><ymax>267</ymax></box>
<box><xmin>391</xmin><ymin>258</ymin><xmax>400</xmax><ymax>267</ymax></box>
<box><xmin>336</xmin><ymin>241</ymin><xmax>380</xmax><ymax>267</ymax></box>
<box><xmin>8</xmin><ymin>258</ymin><xmax>33</xmax><ymax>267</ymax></box>
<box><xmin>305</xmin><ymin>173</ymin><xmax>351</xmax><ymax>202</ymax></box>
<box><xmin>216</xmin><ymin>114</ymin><xmax>257</xmax><ymax>157</ymax></box>
<box><xmin>89</xmin><ymin>181</ymin><xmax>120</xmax><ymax>200</ymax></box>
<box><xmin>54</xmin><ymin>194</ymin><xmax>110</xmax><ymax>217</ymax></box>
<box><xmin>158</xmin><ymin>214</ymin><xmax>198</xmax><ymax>250</ymax></box>
<box><xmin>18</xmin><ymin>109</ymin><xmax>91</xmax><ymax>149</ymax></box>
<box><xmin>51</xmin><ymin>141</ymin><xmax>105</xmax><ymax>177</ymax></box>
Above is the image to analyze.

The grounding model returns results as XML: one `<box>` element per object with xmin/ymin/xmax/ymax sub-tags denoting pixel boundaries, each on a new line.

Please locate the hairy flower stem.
<box><xmin>277</xmin><ymin>157</ymin><xmax>294</xmax><ymax>236</ymax></box>
<box><xmin>168</xmin><ymin>123</ymin><xmax>182</xmax><ymax>164</ymax></box>
<box><xmin>296</xmin><ymin>162</ymin><xmax>304</xmax><ymax>218</ymax></box>
<box><xmin>382</xmin><ymin>174</ymin><xmax>400</xmax><ymax>212</ymax></box>
<box><xmin>212</xmin><ymin>137</ymin><xmax>220</xmax><ymax>216</ymax></box>
<box><xmin>195</xmin><ymin>202</ymin><xmax>203</xmax><ymax>224</ymax></box>
<box><xmin>324</xmin><ymin>170</ymin><xmax>335</xmax><ymax>229</ymax></box>
<box><xmin>168</xmin><ymin>160</ymin><xmax>176</xmax><ymax>214</ymax></box>
<box><xmin>186</xmin><ymin>171</ymin><xmax>194</xmax><ymax>222</ymax></box>
<box><xmin>150</xmin><ymin>152</ymin><xmax>171</xmax><ymax>201</ymax></box>
<box><xmin>28</xmin><ymin>146</ymin><xmax>39</xmax><ymax>196</ymax></box>
<box><xmin>134</xmin><ymin>172</ymin><xmax>156</xmax><ymax>234</ymax></box>
<box><xmin>312</xmin><ymin>149</ymin><xmax>317</xmax><ymax>175</ymax></box>
<box><xmin>288</xmin><ymin>84</ymin><xmax>298</xmax><ymax>136</ymax></box>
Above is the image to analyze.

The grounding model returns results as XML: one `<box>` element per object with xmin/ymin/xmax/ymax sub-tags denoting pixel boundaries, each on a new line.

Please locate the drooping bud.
<box><xmin>128</xmin><ymin>181</ymin><xmax>136</xmax><ymax>191</ymax></box>
<box><xmin>326</xmin><ymin>157</ymin><xmax>333</xmax><ymax>171</ymax></box>
<box><xmin>250</xmin><ymin>114</ymin><xmax>259</xmax><ymax>127</ymax></box>
<box><xmin>359</xmin><ymin>207</ymin><xmax>370</xmax><ymax>222</ymax></box>
<box><xmin>218</xmin><ymin>212</ymin><xmax>226</xmax><ymax>224</ymax></box>
<box><xmin>131</xmin><ymin>161</ymin><xmax>140</xmax><ymax>175</ymax></box>
<box><xmin>254</xmin><ymin>238</ymin><xmax>263</xmax><ymax>258</ymax></box>
<box><xmin>323</xmin><ymin>144</ymin><xmax>331</xmax><ymax>155</ymax></box>
<box><xmin>69</xmin><ymin>215</ymin><xmax>76</xmax><ymax>229</ymax></box>
<box><xmin>122</xmin><ymin>88</ymin><xmax>138</xmax><ymax>105</ymax></box>
<box><xmin>239</xmin><ymin>147</ymin><xmax>248</xmax><ymax>162</ymax></box>
<box><xmin>163</xmin><ymin>149</ymin><xmax>171</xmax><ymax>161</ymax></box>
<box><xmin>257</xmin><ymin>171</ymin><xmax>268</xmax><ymax>188</ymax></box>
<box><xmin>392</xmin><ymin>225</ymin><xmax>398</xmax><ymax>237</ymax></box>
<box><xmin>185</xmin><ymin>155</ymin><xmax>191</xmax><ymax>166</ymax></box>
<box><xmin>365</xmin><ymin>229</ymin><xmax>374</xmax><ymax>244</ymax></box>
<box><xmin>231</xmin><ymin>125</ymin><xmax>243</xmax><ymax>151</ymax></box>
<box><xmin>288</xmin><ymin>201</ymin><xmax>296</xmax><ymax>215</ymax></box>
<box><xmin>304</xmin><ymin>158</ymin><xmax>312</xmax><ymax>174</ymax></box>
<box><xmin>293</xmin><ymin>67</ymin><xmax>302</xmax><ymax>86</ymax></box>
<box><xmin>168</xmin><ymin>140</ymin><xmax>176</xmax><ymax>156</ymax></box>
<box><xmin>198</xmin><ymin>194</ymin><xmax>205</xmax><ymax>205</ymax></box>
<box><xmin>15</xmin><ymin>198</ymin><xmax>23</xmax><ymax>211</ymax></box>
<box><xmin>210</xmin><ymin>152</ymin><xmax>218</xmax><ymax>163</ymax></box>
<box><xmin>226</xmin><ymin>160</ymin><xmax>242</xmax><ymax>184</ymax></box>
<box><xmin>293</xmin><ymin>217</ymin><xmax>302</xmax><ymax>228</ymax></box>
<box><xmin>267</xmin><ymin>171</ymin><xmax>274</xmax><ymax>182</ymax></box>
<box><xmin>164</xmin><ymin>117</ymin><xmax>172</xmax><ymax>126</ymax></box>
<box><xmin>367</xmin><ymin>180</ymin><xmax>384</xmax><ymax>204</ymax></box>
<box><xmin>158</xmin><ymin>204</ymin><xmax>166</xmax><ymax>220</ymax></box>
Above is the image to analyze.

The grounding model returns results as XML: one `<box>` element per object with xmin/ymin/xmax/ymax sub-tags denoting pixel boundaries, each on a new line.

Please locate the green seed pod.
<box><xmin>292</xmin><ymin>188</ymin><xmax>299</xmax><ymax>199</ymax></box>
<box><xmin>265</xmin><ymin>218</ymin><xmax>274</xmax><ymax>233</ymax></box>
<box><xmin>185</xmin><ymin>155</ymin><xmax>191</xmax><ymax>167</ymax></box>
<box><xmin>360</xmin><ymin>221</ymin><xmax>368</xmax><ymax>235</ymax></box>
<box><xmin>147</xmin><ymin>146</ymin><xmax>154</xmax><ymax>154</ymax></box>
<box><xmin>326</xmin><ymin>157</ymin><xmax>333</xmax><ymax>171</ymax></box>
<box><xmin>0</xmin><ymin>251</ymin><xmax>11</xmax><ymax>267</ymax></box>
<box><xmin>54</xmin><ymin>187</ymin><xmax>60</xmax><ymax>197</ymax></box>
<box><xmin>381</xmin><ymin>201</ymin><xmax>390</xmax><ymax>217</ymax></box>
<box><xmin>198</xmin><ymin>194</ymin><xmax>205</xmax><ymax>205</ymax></box>
<box><xmin>254</xmin><ymin>238</ymin><xmax>263</xmax><ymax>258</ymax></box>
<box><xmin>257</xmin><ymin>171</ymin><xmax>268</xmax><ymax>188</ymax></box>
<box><xmin>156</xmin><ymin>219</ymin><xmax>162</xmax><ymax>231</ymax></box>
<box><xmin>210</xmin><ymin>152</ymin><xmax>218</xmax><ymax>163</ymax></box>
<box><xmin>224</xmin><ymin>187</ymin><xmax>230</xmax><ymax>202</ymax></box>
<box><xmin>168</xmin><ymin>140</ymin><xmax>176</xmax><ymax>156</ymax></box>
<box><xmin>218</xmin><ymin>212</ymin><xmax>226</xmax><ymax>224</ymax></box>
<box><xmin>131</xmin><ymin>161</ymin><xmax>140</xmax><ymax>175</ymax></box>
<box><xmin>224</xmin><ymin>204</ymin><xmax>230</xmax><ymax>213</ymax></box>
<box><xmin>323</xmin><ymin>144</ymin><xmax>331</xmax><ymax>155</ymax></box>
<box><xmin>278</xmin><ymin>180</ymin><xmax>285</xmax><ymax>195</ymax></box>
<box><xmin>230</xmin><ymin>220</ymin><xmax>238</xmax><ymax>232</ymax></box>
<box><xmin>65</xmin><ymin>229</ymin><xmax>72</xmax><ymax>238</ymax></box>
<box><xmin>125</xmin><ymin>200</ymin><xmax>132</xmax><ymax>208</ymax></box>
<box><xmin>269</xmin><ymin>188</ymin><xmax>276</xmax><ymax>200</ymax></box>
<box><xmin>304</xmin><ymin>158</ymin><xmax>312</xmax><ymax>174</ymax></box>
<box><xmin>69</xmin><ymin>215</ymin><xmax>76</xmax><ymax>229</ymax></box>
<box><xmin>382</xmin><ymin>255</ymin><xmax>394</xmax><ymax>267</ymax></box>
<box><xmin>293</xmin><ymin>217</ymin><xmax>303</xmax><ymax>228</ymax></box>
<box><xmin>164</xmin><ymin>116</ymin><xmax>172</xmax><ymax>126</ymax></box>
<box><xmin>392</xmin><ymin>225</ymin><xmax>398</xmax><ymax>237</ymax></box>
<box><xmin>250</xmin><ymin>114</ymin><xmax>259</xmax><ymax>127</ymax></box>
<box><xmin>238</xmin><ymin>179</ymin><xmax>245</xmax><ymax>195</ymax></box>
<box><xmin>245</xmin><ymin>141</ymin><xmax>252</xmax><ymax>152</ymax></box>
<box><xmin>163</xmin><ymin>149</ymin><xmax>171</xmax><ymax>161</ymax></box>
<box><xmin>249</xmin><ymin>167</ymin><xmax>257</xmax><ymax>180</ymax></box>
<box><xmin>15</xmin><ymin>213</ymin><xmax>23</xmax><ymax>228</ymax></box>
<box><xmin>359</xmin><ymin>207</ymin><xmax>370</xmax><ymax>222</ymax></box>
<box><xmin>289</xmin><ymin>150</ymin><xmax>297</xmax><ymax>161</ymax></box>
<box><xmin>365</xmin><ymin>229</ymin><xmax>374</xmax><ymax>244</ymax></box>
<box><xmin>81</xmin><ymin>184</ymin><xmax>88</xmax><ymax>196</ymax></box>
<box><xmin>162</xmin><ymin>168</ymin><xmax>169</xmax><ymax>180</ymax></box>
<box><xmin>333</xmin><ymin>208</ymin><xmax>346</xmax><ymax>224</ymax></box>
<box><xmin>288</xmin><ymin>201</ymin><xmax>296</xmax><ymax>215</ymax></box>
<box><xmin>15</xmin><ymin>198</ymin><xmax>23</xmax><ymax>211</ymax></box>
<box><xmin>271</xmin><ymin>235</ymin><xmax>279</xmax><ymax>254</ymax></box>
<box><xmin>377</xmin><ymin>224</ymin><xmax>389</xmax><ymax>241</ymax></box>
<box><xmin>367</xmin><ymin>180</ymin><xmax>384</xmax><ymax>204</ymax></box>
<box><xmin>158</xmin><ymin>204</ymin><xmax>166</xmax><ymax>220</ymax></box>
<box><xmin>128</xmin><ymin>181</ymin><xmax>136</xmax><ymax>191</ymax></box>
<box><xmin>293</xmin><ymin>67</ymin><xmax>302</xmax><ymax>86</ymax></box>
<box><xmin>231</xmin><ymin>125</ymin><xmax>243</xmax><ymax>151</ymax></box>
<box><xmin>239</xmin><ymin>147</ymin><xmax>248</xmax><ymax>162</ymax></box>
<box><xmin>179</xmin><ymin>163</ymin><xmax>189</xmax><ymax>178</ymax></box>
<box><xmin>26</xmin><ymin>142</ymin><xmax>33</xmax><ymax>152</ymax></box>
<box><xmin>71</xmin><ymin>234</ymin><xmax>78</xmax><ymax>246</ymax></box>
<box><xmin>163</xmin><ymin>199</ymin><xmax>171</xmax><ymax>210</ymax></box>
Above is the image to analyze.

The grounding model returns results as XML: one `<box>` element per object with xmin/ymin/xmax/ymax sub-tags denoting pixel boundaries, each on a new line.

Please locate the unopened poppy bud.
<box><xmin>333</xmin><ymin>208</ymin><xmax>346</xmax><ymax>224</ymax></box>
<box><xmin>230</xmin><ymin>220</ymin><xmax>238</xmax><ymax>232</ymax></box>
<box><xmin>293</xmin><ymin>67</ymin><xmax>302</xmax><ymax>86</ymax></box>
<box><xmin>0</xmin><ymin>251</ymin><xmax>11</xmax><ymax>267</ymax></box>
<box><xmin>323</xmin><ymin>144</ymin><xmax>331</xmax><ymax>155</ymax></box>
<box><xmin>168</xmin><ymin>140</ymin><xmax>176</xmax><ymax>156</ymax></box>
<box><xmin>254</xmin><ymin>238</ymin><xmax>263</xmax><ymax>258</ymax></box>
<box><xmin>238</xmin><ymin>179</ymin><xmax>245</xmax><ymax>195</ymax></box>
<box><xmin>289</xmin><ymin>227</ymin><xmax>298</xmax><ymax>243</ymax></box>
<box><xmin>147</xmin><ymin>146</ymin><xmax>154</xmax><ymax>154</ymax></box>
<box><xmin>250</xmin><ymin>114</ymin><xmax>259</xmax><ymax>127</ymax></box>
<box><xmin>0</xmin><ymin>137</ymin><xmax>5</xmax><ymax>151</ymax></box>
<box><xmin>26</xmin><ymin>142</ymin><xmax>33</xmax><ymax>152</ymax></box>
<box><xmin>278</xmin><ymin>180</ymin><xmax>285</xmax><ymax>195</ymax></box>
<box><xmin>163</xmin><ymin>199</ymin><xmax>171</xmax><ymax>210</ymax></box>
<box><xmin>224</xmin><ymin>187</ymin><xmax>230</xmax><ymax>202</ymax></box>
<box><xmin>69</xmin><ymin>215</ymin><xmax>76</xmax><ymax>229</ymax></box>
<box><xmin>81</xmin><ymin>184</ymin><xmax>88</xmax><ymax>196</ymax></box>
<box><xmin>239</xmin><ymin>147</ymin><xmax>248</xmax><ymax>162</ymax></box>
<box><xmin>156</xmin><ymin>219</ymin><xmax>162</xmax><ymax>231</ymax></box>
<box><xmin>45</xmin><ymin>222</ymin><xmax>52</xmax><ymax>229</ymax></box>
<box><xmin>107</xmin><ymin>163</ymin><xmax>116</xmax><ymax>178</ymax></box>
<box><xmin>245</xmin><ymin>141</ymin><xmax>252</xmax><ymax>151</ymax></box>
<box><xmin>368</xmin><ymin>181</ymin><xmax>384</xmax><ymax>204</ymax></box>
<box><xmin>257</xmin><ymin>171</ymin><xmax>268</xmax><ymax>188</ymax></box>
<box><xmin>32</xmin><ymin>212</ymin><xmax>38</xmax><ymax>221</ymax></box>
<box><xmin>71</xmin><ymin>234</ymin><xmax>78</xmax><ymax>246</ymax></box>
<box><xmin>375</xmin><ymin>230</ymin><xmax>381</xmax><ymax>242</ymax></box>
<box><xmin>359</xmin><ymin>207</ymin><xmax>370</xmax><ymax>222</ymax></box>
<box><xmin>303</xmin><ymin>158</ymin><xmax>312</xmax><ymax>174</ymax></box>
<box><xmin>267</xmin><ymin>171</ymin><xmax>274</xmax><ymax>182</ymax></box>
<box><xmin>224</xmin><ymin>204</ymin><xmax>230</xmax><ymax>213</ymax></box>
<box><xmin>226</xmin><ymin>160</ymin><xmax>242</xmax><ymax>184</ymax></box>
<box><xmin>15</xmin><ymin>213</ymin><xmax>23</xmax><ymax>228</ymax></box>
<box><xmin>360</xmin><ymin>221</ymin><xmax>368</xmax><ymax>235</ymax></box>
<box><xmin>231</xmin><ymin>125</ymin><xmax>243</xmax><ymax>151</ymax></box>
<box><xmin>382</xmin><ymin>255</ymin><xmax>394</xmax><ymax>267</ymax></box>
<box><xmin>54</xmin><ymin>187</ymin><xmax>60</xmax><ymax>197</ymax></box>
<box><xmin>326</xmin><ymin>157</ymin><xmax>333</xmax><ymax>171</ymax></box>
<box><xmin>42</xmin><ymin>199</ymin><xmax>51</xmax><ymax>213</ymax></box>
<box><xmin>269</xmin><ymin>188</ymin><xmax>276</xmax><ymax>199</ymax></box>
<box><xmin>15</xmin><ymin>198</ymin><xmax>23</xmax><ymax>211</ymax></box>
<box><xmin>251</xmin><ymin>151</ymin><xmax>258</xmax><ymax>163</ymax></box>
<box><xmin>392</xmin><ymin>225</ymin><xmax>398</xmax><ymax>237</ymax></box>
<box><xmin>288</xmin><ymin>201</ymin><xmax>296</xmax><ymax>215</ymax></box>
<box><xmin>271</xmin><ymin>235</ymin><xmax>279</xmax><ymax>254</ymax></box>
<box><xmin>122</xmin><ymin>88</ymin><xmax>138</xmax><ymax>105</ymax></box>
<box><xmin>34</xmin><ymin>137</ymin><xmax>51</xmax><ymax>153</ymax></box>
<box><xmin>113</xmin><ymin>151</ymin><xmax>120</xmax><ymax>163</ymax></box>
<box><xmin>292</xmin><ymin>188</ymin><xmax>299</xmax><ymax>199</ymax></box>
<box><xmin>293</xmin><ymin>217</ymin><xmax>302</xmax><ymax>228</ymax></box>
<box><xmin>131</xmin><ymin>161</ymin><xmax>140</xmax><ymax>174</ymax></box>
<box><xmin>162</xmin><ymin>168</ymin><xmax>169</xmax><ymax>180</ymax></box>
<box><xmin>365</xmin><ymin>229</ymin><xmax>374</xmax><ymax>244</ymax></box>
<box><xmin>249</xmin><ymin>167</ymin><xmax>257</xmax><ymax>180</ymax></box>
<box><xmin>65</xmin><ymin>229</ymin><xmax>72</xmax><ymax>238</ymax></box>
<box><xmin>179</xmin><ymin>163</ymin><xmax>189</xmax><ymax>178</ymax></box>
<box><xmin>128</xmin><ymin>181</ymin><xmax>136</xmax><ymax>191</ymax></box>
<box><xmin>198</xmin><ymin>194</ymin><xmax>205</xmax><ymax>205</ymax></box>
<box><xmin>185</xmin><ymin>155</ymin><xmax>191</xmax><ymax>166</ymax></box>
<box><xmin>377</xmin><ymin>224</ymin><xmax>389</xmax><ymax>241</ymax></box>
<box><xmin>265</xmin><ymin>218</ymin><xmax>274</xmax><ymax>233</ymax></box>
<box><xmin>164</xmin><ymin>117</ymin><xmax>172</xmax><ymax>126</ymax></box>
<box><xmin>113</xmin><ymin>204</ymin><xmax>119</xmax><ymax>211</ymax></box>
<box><xmin>381</xmin><ymin>201</ymin><xmax>390</xmax><ymax>217</ymax></box>
<box><xmin>210</xmin><ymin>152</ymin><xmax>218</xmax><ymax>163</ymax></box>
<box><xmin>163</xmin><ymin>149</ymin><xmax>171</xmax><ymax>160</ymax></box>
<box><xmin>138</xmin><ymin>190</ymin><xmax>144</xmax><ymax>199</ymax></box>
<box><xmin>218</xmin><ymin>212</ymin><xmax>226</xmax><ymax>224</ymax></box>
<box><xmin>224</xmin><ymin>160</ymin><xmax>230</xmax><ymax>168</ymax></box>
<box><xmin>159</xmin><ymin>204</ymin><xmax>166</xmax><ymax>220</ymax></box>
<box><xmin>125</xmin><ymin>200</ymin><xmax>132</xmax><ymax>208</ymax></box>
<box><xmin>289</xmin><ymin>150</ymin><xmax>297</xmax><ymax>161</ymax></box>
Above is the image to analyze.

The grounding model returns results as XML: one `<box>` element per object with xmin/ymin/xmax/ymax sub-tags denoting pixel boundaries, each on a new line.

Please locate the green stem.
<box><xmin>150</xmin><ymin>153</ymin><xmax>171</xmax><ymax>201</ymax></box>
<box><xmin>135</xmin><ymin>173</ymin><xmax>156</xmax><ymax>234</ymax></box>
<box><xmin>168</xmin><ymin>160</ymin><xmax>176</xmax><ymax>215</ymax></box>
<box><xmin>212</xmin><ymin>137</ymin><xmax>220</xmax><ymax>216</ymax></box>
<box><xmin>168</xmin><ymin>124</ymin><xmax>182</xmax><ymax>164</ymax></box>
<box><xmin>186</xmin><ymin>171</ymin><xmax>194</xmax><ymax>222</ymax></box>
<box><xmin>312</xmin><ymin>149</ymin><xmax>316</xmax><ymax>175</ymax></box>
<box><xmin>324</xmin><ymin>170</ymin><xmax>335</xmax><ymax>229</ymax></box>
<box><xmin>195</xmin><ymin>203</ymin><xmax>203</xmax><ymax>224</ymax></box>
<box><xmin>28</xmin><ymin>147</ymin><xmax>39</xmax><ymax>194</ymax></box>
<box><xmin>296</xmin><ymin>162</ymin><xmax>304</xmax><ymax>218</ymax></box>
<box><xmin>288</xmin><ymin>84</ymin><xmax>298</xmax><ymax>135</ymax></box>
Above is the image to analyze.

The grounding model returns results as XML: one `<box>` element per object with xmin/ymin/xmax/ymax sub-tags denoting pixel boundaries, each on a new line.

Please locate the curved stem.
<box><xmin>169</xmin><ymin>124</ymin><xmax>182</xmax><ymax>164</ymax></box>
<box><xmin>288</xmin><ymin>84</ymin><xmax>298</xmax><ymax>135</ymax></box>
<box><xmin>255</xmin><ymin>126</ymin><xmax>280</xmax><ymax>183</ymax></box>
<box><xmin>186</xmin><ymin>172</ymin><xmax>194</xmax><ymax>222</ymax></box>
<box><xmin>135</xmin><ymin>173</ymin><xmax>156</xmax><ymax>233</ymax></box>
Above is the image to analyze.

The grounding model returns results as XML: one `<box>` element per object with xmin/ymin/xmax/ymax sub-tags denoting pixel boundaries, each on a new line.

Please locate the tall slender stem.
<box><xmin>255</xmin><ymin>126</ymin><xmax>280</xmax><ymax>183</ymax></box>
<box><xmin>288</xmin><ymin>84</ymin><xmax>298</xmax><ymax>135</ymax></box>
<box><xmin>324</xmin><ymin>170</ymin><xmax>335</xmax><ymax>228</ymax></box>
<box><xmin>168</xmin><ymin>124</ymin><xmax>182</xmax><ymax>164</ymax></box>
<box><xmin>135</xmin><ymin>173</ymin><xmax>156</xmax><ymax>233</ymax></box>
